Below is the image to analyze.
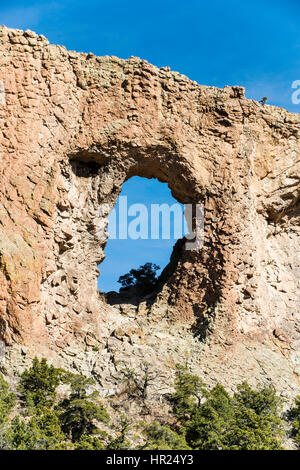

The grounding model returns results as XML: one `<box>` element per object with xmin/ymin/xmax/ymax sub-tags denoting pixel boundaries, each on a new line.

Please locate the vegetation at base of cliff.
<box><xmin>169</xmin><ymin>365</ymin><xmax>284</xmax><ymax>450</ymax></box>
<box><xmin>0</xmin><ymin>373</ymin><xmax>15</xmax><ymax>425</ymax></box>
<box><xmin>289</xmin><ymin>396</ymin><xmax>300</xmax><ymax>445</ymax></box>
<box><xmin>0</xmin><ymin>358</ymin><xmax>299</xmax><ymax>450</ymax></box>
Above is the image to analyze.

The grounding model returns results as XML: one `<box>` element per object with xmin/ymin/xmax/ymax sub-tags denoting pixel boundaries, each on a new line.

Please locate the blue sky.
<box><xmin>99</xmin><ymin>177</ymin><xmax>187</xmax><ymax>292</ymax></box>
<box><xmin>2</xmin><ymin>0</ymin><xmax>299</xmax><ymax>290</ymax></box>
<box><xmin>2</xmin><ymin>0</ymin><xmax>300</xmax><ymax>110</ymax></box>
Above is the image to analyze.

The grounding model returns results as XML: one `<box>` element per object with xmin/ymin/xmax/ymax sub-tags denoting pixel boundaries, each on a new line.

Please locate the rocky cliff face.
<box><xmin>0</xmin><ymin>27</ymin><xmax>299</xmax><ymax>400</ymax></box>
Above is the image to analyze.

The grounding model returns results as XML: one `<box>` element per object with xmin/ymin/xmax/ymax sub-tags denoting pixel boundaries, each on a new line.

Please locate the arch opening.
<box><xmin>48</xmin><ymin>146</ymin><xmax>212</xmax><ymax>343</ymax></box>
<box><xmin>98</xmin><ymin>176</ymin><xmax>190</xmax><ymax>301</ymax></box>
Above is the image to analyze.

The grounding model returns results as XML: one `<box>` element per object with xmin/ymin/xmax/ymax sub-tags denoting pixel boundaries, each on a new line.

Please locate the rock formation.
<box><xmin>0</xmin><ymin>27</ymin><xmax>299</xmax><ymax>400</ymax></box>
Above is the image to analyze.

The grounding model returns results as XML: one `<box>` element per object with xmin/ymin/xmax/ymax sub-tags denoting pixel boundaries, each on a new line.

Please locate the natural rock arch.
<box><xmin>0</xmin><ymin>27</ymin><xmax>299</xmax><ymax>395</ymax></box>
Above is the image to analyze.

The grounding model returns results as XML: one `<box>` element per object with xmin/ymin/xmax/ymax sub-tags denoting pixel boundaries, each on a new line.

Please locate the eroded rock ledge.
<box><xmin>0</xmin><ymin>27</ymin><xmax>299</xmax><ymax>399</ymax></box>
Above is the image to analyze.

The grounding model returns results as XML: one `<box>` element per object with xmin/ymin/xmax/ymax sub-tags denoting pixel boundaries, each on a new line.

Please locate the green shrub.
<box><xmin>118</xmin><ymin>262</ymin><xmax>160</xmax><ymax>294</ymax></box>
<box><xmin>19</xmin><ymin>357</ymin><xmax>62</xmax><ymax>409</ymax></box>
<box><xmin>139</xmin><ymin>422</ymin><xmax>190</xmax><ymax>450</ymax></box>
<box><xmin>56</xmin><ymin>374</ymin><xmax>110</xmax><ymax>442</ymax></box>
<box><xmin>289</xmin><ymin>396</ymin><xmax>300</xmax><ymax>446</ymax></box>
<box><xmin>5</xmin><ymin>414</ymin><xmax>64</xmax><ymax>450</ymax></box>
<box><xmin>169</xmin><ymin>366</ymin><xmax>284</xmax><ymax>450</ymax></box>
<box><xmin>0</xmin><ymin>373</ymin><xmax>15</xmax><ymax>425</ymax></box>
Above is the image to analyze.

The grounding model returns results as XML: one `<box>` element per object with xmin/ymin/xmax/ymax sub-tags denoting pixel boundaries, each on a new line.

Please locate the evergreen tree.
<box><xmin>74</xmin><ymin>434</ymin><xmax>106</xmax><ymax>450</ymax></box>
<box><xmin>184</xmin><ymin>384</ymin><xmax>235</xmax><ymax>450</ymax></box>
<box><xmin>140</xmin><ymin>421</ymin><xmax>190</xmax><ymax>450</ymax></box>
<box><xmin>169</xmin><ymin>366</ymin><xmax>284</xmax><ymax>450</ymax></box>
<box><xmin>226</xmin><ymin>382</ymin><xmax>284</xmax><ymax>450</ymax></box>
<box><xmin>118</xmin><ymin>262</ymin><xmax>160</xmax><ymax>294</ymax></box>
<box><xmin>107</xmin><ymin>415</ymin><xmax>131</xmax><ymax>450</ymax></box>
<box><xmin>56</xmin><ymin>374</ymin><xmax>110</xmax><ymax>442</ymax></box>
<box><xmin>0</xmin><ymin>373</ymin><xmax>15</xmax><ymax>425</ymax></box>
<box><xmin>289</xmin><ymin>395</ymin><xmax>300</xmax><ymax>447</ymax></box>
<box><xmin>18</xmin><ymin>357</ymin><xmax>62</xmax><ymax>409</ymax></box>
<box><xmin>171</xmin><ymin>364</ymin><xmax>207</xmax><ymax>420</ymax></box>
<box><xmin>6</xmin><ymin>411</ymin><xmax>66</xmax><ymax>450</ymax></box>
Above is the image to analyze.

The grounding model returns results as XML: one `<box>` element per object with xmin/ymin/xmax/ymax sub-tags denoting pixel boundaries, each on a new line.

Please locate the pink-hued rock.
<box><xmin>0</xmin><ymin>27</ymin><xmax>299</xmax><ymax>398</ymax></box>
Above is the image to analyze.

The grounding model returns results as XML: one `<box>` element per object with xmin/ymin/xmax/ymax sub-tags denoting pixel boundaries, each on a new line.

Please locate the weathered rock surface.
<box><xmin>0</xmin><ymin>27</ymin><xmax>299</xmax><ymax>400</ymax></box>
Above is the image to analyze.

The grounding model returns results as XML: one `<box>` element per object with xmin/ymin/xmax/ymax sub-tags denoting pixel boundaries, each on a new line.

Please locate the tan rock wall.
<box><xmin>0</xmin><ymin>27</ymin><xmax>299</xmax><ymax>397</ymax></box>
